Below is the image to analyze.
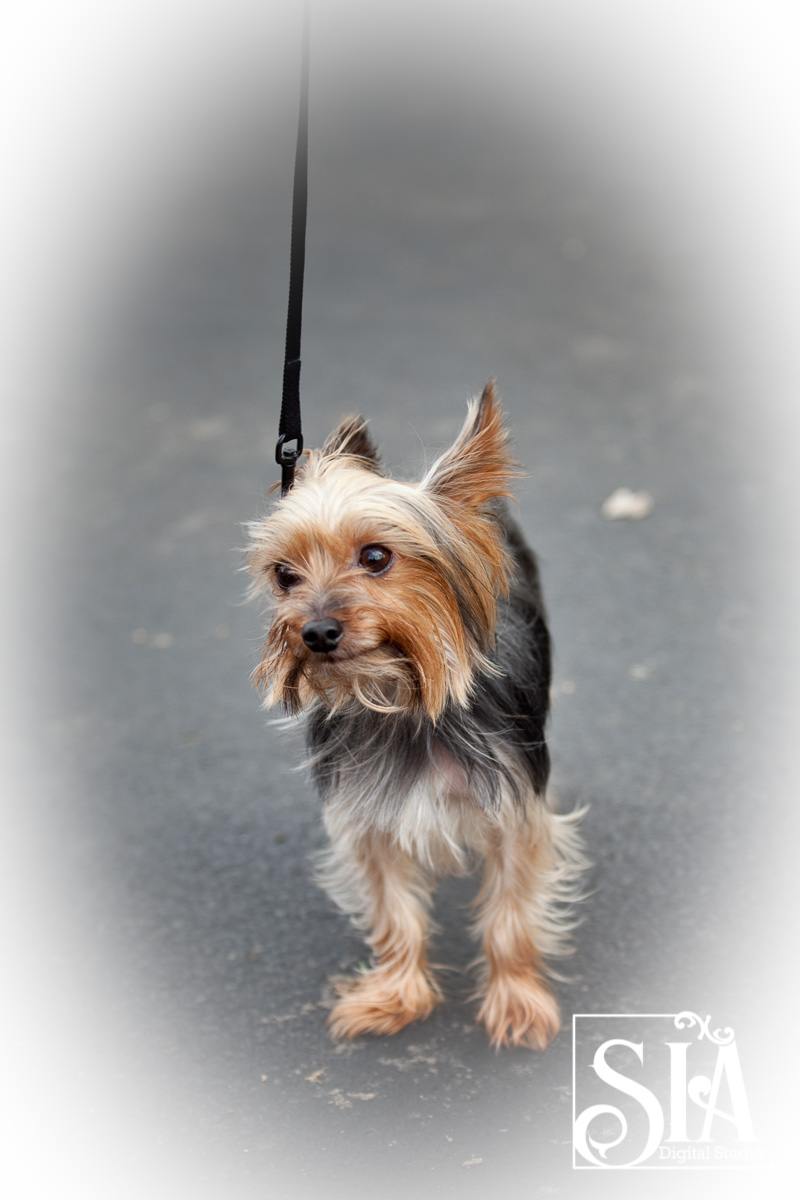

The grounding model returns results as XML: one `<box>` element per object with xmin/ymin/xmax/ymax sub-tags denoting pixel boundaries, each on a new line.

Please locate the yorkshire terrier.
<box><xmin>247</xmin><ymin>382</ymin><xmax>585</xmax><ymax>1048</ymax></box>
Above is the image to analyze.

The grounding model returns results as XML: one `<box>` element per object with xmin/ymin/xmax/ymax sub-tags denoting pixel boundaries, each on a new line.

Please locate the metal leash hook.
<box><xmin>275</xmin><ymin>0</ymin><xmax>310</xmax><ymax>497</ymax></box>
<box><xmin>275</xmin><ymin>427</ymin><xmax>304</xmax><ymax>497</ymax></box>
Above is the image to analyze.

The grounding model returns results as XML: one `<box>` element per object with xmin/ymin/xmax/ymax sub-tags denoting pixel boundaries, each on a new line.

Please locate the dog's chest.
<box><xmin>389</xmin><ymin>741</ymin><xmax>498</xmax><ymax>866</ymax></box>
<box><xmin>310</xmin><ymin>708</ymin><xmax>499</xmax><ymax>865</ymax></box>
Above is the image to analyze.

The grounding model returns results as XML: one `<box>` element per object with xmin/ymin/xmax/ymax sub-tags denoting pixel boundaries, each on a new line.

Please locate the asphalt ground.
<box><xmin>4</xmin><ymin>7</ymin><xmax>799</xmax><ymax>1199</ymax></box>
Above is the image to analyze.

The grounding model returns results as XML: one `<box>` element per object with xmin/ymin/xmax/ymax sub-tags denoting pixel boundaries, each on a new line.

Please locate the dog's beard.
<box><xmin>259</xmin><ymin>637</ymin><xmax>423</xmax><ymax>716</ymax></box>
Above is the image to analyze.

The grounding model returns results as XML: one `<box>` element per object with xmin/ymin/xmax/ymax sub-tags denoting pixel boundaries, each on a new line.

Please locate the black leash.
<box><xmin>276</xmin><ymin>1</ymin><xmax>310</xmax><ymax>496</ymax></box>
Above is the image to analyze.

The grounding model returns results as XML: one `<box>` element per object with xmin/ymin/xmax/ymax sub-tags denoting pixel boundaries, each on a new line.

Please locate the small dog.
<box><xmin>247</xmin><ymin>382</ymin><xmax>584</xmax><ymax>1048</ymax></box>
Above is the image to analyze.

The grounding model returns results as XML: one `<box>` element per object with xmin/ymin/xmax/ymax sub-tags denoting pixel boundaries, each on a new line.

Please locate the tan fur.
<box><xmin>317</xmin><ymin>758</ymin><xmax>586</xmax><ymax>1047</ymax></box>
<box><xmin>471</xmin><ymin>807</ymin><xmax>582</xmax><ymax>1048</ymax></box>
<box><xmin>247</xmin><ymin>383</ymin><xmax>513</xmax><ymax>721</ymax></box>
<box><xmin>246</xmin><ymin>384</ymin><xmax>587</xmax><ymax>1048</ymax></box>
<box><xmin>318</xmin><ymin>826</ymin><xmax>442</xmax><ymax>1038</ymax></box>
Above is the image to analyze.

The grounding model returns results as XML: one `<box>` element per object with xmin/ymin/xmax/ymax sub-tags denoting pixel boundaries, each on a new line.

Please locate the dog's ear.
<box><xmin>320</xmin><ymin>414</ymin><xmax>381</xmax><ymax>471</ymax></box>
<box><xmin>422</xmin><ymin>380</ymin><xmax>515</xmax><ymax>506</ymax></box>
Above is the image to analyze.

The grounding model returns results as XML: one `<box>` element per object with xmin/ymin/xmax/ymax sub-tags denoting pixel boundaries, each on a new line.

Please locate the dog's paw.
<box><xmin>475</xmin><ymin>969</ymin><xmax>560</xmax><ymax>1050</ymax></box>
<box><xmin>327</xmin><ymin>966</ymin><xmax>440</xmax><ymax>1039</ymax></box>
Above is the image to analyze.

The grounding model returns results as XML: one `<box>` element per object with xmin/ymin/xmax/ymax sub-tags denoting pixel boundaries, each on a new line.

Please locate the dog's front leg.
<box><xmin>472</xmin><ymin>809</ymin><xmax>563</xmax><ymax>1049</ymax></box>
<box><xmin>317</xmin><ymin>819</ymin><xmax>441</xmax><ymax>1038</ymax></box>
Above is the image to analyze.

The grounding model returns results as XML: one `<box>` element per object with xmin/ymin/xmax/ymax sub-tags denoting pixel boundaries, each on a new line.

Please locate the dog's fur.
<box><xmin>247</xmin><ymin>382</ymin><xmax>585</xmax><ymax>1047</ymax></box>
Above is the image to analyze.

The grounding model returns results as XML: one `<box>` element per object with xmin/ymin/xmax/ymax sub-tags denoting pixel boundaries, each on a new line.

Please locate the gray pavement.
<box><xmin>6</xmin><ymin>29</ymin><xmax>797</xmax><ymax>1200</ymax></box>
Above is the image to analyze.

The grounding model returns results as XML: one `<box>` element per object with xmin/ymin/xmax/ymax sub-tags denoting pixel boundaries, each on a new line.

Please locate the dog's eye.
<box><xmin>358</xmin><ymin>545</ymin><xmax>393</xmax><ymax>574</ymax></box>
<box><xmin>274</xmin><ymin>564</ymin><xmax>302</xmax><ymax>590</ymax></box>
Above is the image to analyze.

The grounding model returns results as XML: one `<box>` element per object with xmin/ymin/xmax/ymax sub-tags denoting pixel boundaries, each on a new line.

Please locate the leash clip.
<box><xmin>275</xmin><ymin>432</ymin><xmax>304</xmax><ymax>496</ymax></box>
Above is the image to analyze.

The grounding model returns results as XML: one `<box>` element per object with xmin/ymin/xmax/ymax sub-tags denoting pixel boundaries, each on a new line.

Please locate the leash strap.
<box><xmin>276</xmin><ymin>1</ymin><xmax>310</xmax><ymax>496</ymax></box>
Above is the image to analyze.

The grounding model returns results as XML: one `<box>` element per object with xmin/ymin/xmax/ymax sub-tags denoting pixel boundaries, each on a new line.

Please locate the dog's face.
<box><xmin>247</xmin><ymin>382</ymin><xmax>515</xmax><ymax>720</ymax></box>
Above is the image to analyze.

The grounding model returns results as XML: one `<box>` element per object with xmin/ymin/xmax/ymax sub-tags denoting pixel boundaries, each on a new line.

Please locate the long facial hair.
<box><xmin>247</xmin><ymin>382</ymin><xmax>517</xmax><ymax>721</ymax></box>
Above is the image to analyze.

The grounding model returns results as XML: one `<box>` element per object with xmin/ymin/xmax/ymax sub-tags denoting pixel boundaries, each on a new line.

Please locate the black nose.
<box><xmin>301</xmin><ymin>618</ymin><xmax>344</xmax><ymax>653</ymax></box>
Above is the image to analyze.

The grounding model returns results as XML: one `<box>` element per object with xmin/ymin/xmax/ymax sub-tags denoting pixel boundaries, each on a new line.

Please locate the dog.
<box><xmin>247</xmin><ymin>381</ymin><xmax>585</xmax><ymax>1048</ymax></box>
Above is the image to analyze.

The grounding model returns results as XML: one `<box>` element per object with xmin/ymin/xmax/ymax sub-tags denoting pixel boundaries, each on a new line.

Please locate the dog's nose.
<box><xmin>301</xmin><ymin>618</ymin><xmax>344</xmax><ymax>653</ymax></box>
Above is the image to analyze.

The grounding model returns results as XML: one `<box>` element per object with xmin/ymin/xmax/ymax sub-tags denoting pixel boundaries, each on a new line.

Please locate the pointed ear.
<box><xmin>320</xmin><ymin>414</ymin><xmax>381</xmax><ymax>470</ymax></box>
<box><xmin>422</xmin><ymin>380</ymin><xmax>515</xmax><ymax>506</ymax></box>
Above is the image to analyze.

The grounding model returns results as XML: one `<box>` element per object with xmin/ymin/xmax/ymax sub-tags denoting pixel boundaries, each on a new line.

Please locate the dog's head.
<box><xmin>247</xmin><ymin>381</ymin><xmax>516</xmax><ymax>720</ymax></box>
